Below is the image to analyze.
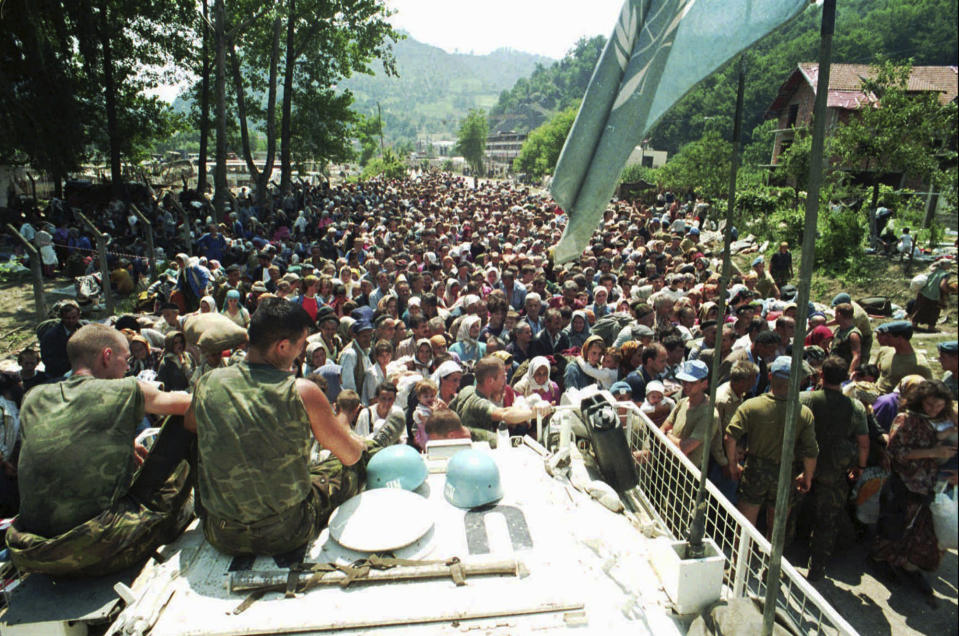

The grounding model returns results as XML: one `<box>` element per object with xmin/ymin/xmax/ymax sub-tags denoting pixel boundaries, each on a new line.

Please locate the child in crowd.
<box><xmin>641</xmin><ymin>380</ymin><xmax>675</xmax><ymax>427</ymax></box>
<box><xmin>412</xmin><ymin>379</ymin><xmax>439</xmax><ymax>450</ymax></box>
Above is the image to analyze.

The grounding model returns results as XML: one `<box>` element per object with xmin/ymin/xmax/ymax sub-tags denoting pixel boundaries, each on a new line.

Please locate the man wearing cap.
<box><xmin>308</xmin><ymin>306</ymin><xmax>343</xmax><ymax>361</ymax></box>
<box><xmin>613</xmin><ymin>302</ymin><xmax>656</xmax><ymax>348</ymax></box>
<box><xmin>725</xmin><ymin>356</ymin><xmax>818</xmax><ymax>536</ymax></box>
<box><xmin>873</xmin><ymin>321</ymin><xmax>932</xmax><ymax>393</ymax></box>
<box><xmin>687</xmin><ymin>320</ymin><xmax>718</xmax><ymax>362</ymax></box>
<box><xmin>938</xmin><ymin>341</ymin><xmax>958</xmax><ymax>400</ymax></box>
<box><xmin>751</xmin><ymin>256</ymin><xmax>779</xmax><ymax>300</ymax></box>
<box><xmin>662</xmin><ymin>361</ymin><xmax>724</xmax><ymax>470</ymax></box>
<box><xmin>338</xmin><ymin>319</ymin><xmax>374</xmax><ymax>395</ymax></box>
<box><xmin>769</xmin><ymin>242</ymin><xmax>793</xmax><ymax>289</ymax></box>
<box><xmin>797</xmin><ymin>355</ymin><xmax>869</xmax><ymax>580</ymax></box>
<box><xmin>829</xmin><ymin>293</ymin><xmax>872</xmax><ymax>363</ymax></box>
<box><xmin>679</xmin><ymin>227</ymin><xmax>700</xmax><ymax>253</ymax></box>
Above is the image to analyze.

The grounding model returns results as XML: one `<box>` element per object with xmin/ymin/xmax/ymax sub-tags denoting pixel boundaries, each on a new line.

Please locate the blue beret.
<box><xmin>876</xmin><ymin>320</ymin><xmax>912</xmax><ymax>336</ymax></box>
<box><xmin>831</xmin><ymin>293</ymin><xmax>851</xmax><ymax>306</ymax></box>
<box><xmin>938</xmin><ymin>341</ymin><xmax>958</xmax><ymax>355</ymax></box>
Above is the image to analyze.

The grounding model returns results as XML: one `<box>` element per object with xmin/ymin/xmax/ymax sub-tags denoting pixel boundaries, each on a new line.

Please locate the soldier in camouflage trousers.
<box><xmin>7</xmin><ymin>324</ymin><xmax>194</xmax><ymax>577</ymax></box>
<box><xmin>799</xmin><ymin>356</ymin><xmax>869</xmax><ymax>581</ymax></box>
<box><xmin>191</xmin><ymin>298</ymin><xmax>401</xmax><ymax>557</ymax></box>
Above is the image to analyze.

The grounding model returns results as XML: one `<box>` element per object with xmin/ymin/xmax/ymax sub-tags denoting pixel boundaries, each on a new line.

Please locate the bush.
<box><xmin>817</xmin><ymin>206</ymin><xmax>865</xmax><ymax>269</ymax></box>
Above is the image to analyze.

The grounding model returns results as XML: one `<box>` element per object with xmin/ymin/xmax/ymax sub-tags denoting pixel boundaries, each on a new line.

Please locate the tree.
<box><xmin>512</xmin><ymin>107</ymin><xmax>577</xmax><ymax>179</ymax></box>
<box><xmin>655</xmin><ymin>130</ymin><xmax>732</xmax><ymax>200</ymax></box>
<box><xmin>830</xmin><ymin>60</ymin><xmax>957</xmax><ymax>233</ymax></box>
<box><xmin>776</xmin><ymin>130</ymin><xmax>812</xmax><ymax>209</ymax></box>
<box><xmin>277</xmin><ymin>0</ymin><xmax>397</xmax><ymax>193</ymax></box>
<box><xmin>0</xmin><ymin>0</ymin><xmax>194</xmax><ymax>196</ymax></box>
<box><xmin>456</xmin><ymin>109</ymin><xmax>488</xmax><ymax>175</ymax></box>
<box><xmin>361</xmin><ymin>148</ymin><xmax>407</xmax><ymax>180</ymax></box>
<box><xmin>355</xmin><ymin>113</ymin><xmax>384</xmax><ymax>166</ymax></box>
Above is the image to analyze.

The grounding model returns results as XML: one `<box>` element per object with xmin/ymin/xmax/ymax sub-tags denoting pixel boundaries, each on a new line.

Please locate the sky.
<box><xmin>385</xmin><ymin>0</ymin><xmax>624</xmax><ymax>60</ymax></box>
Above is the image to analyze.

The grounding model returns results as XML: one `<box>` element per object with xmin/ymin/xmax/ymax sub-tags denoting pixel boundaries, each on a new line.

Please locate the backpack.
<box><xmin>591</xmin><ymin>312</ymin><xmax>635</xmax><ymax>347</ymax></box>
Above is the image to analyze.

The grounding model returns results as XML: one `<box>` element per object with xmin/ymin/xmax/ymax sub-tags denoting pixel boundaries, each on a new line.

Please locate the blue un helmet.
<box><xmin>444</xmin><ymin>449</ymin><xmax>503</xmax><ymax>509</ymax></box>
<box><xmin>366</xmin><ymin>445</ymin><xmax>428</xmax><ymax>491</ymax></box>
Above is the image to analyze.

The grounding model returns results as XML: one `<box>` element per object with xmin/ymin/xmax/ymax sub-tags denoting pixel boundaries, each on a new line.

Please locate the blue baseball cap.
<box><xmin>610</xmin><ymin>381</ymin><xmax>633</xmax><ymax>396</ymax></box>
<box><xmin>688</xmin><ymin>227</ymin><xmax>700</xmax><ymax>235</ymax></box>
<box><xmin>675</xmin><ymin>360</ymin><xmax>709</xmax><ymax>382</ymax></box>
<box><xmin>751</xmin><ymin>256</ymin><xmax>764</xmax><ymax>267</ymax></box>
<box><xmin>769</xmin><ymin>356</ymin><xmax>793</xmax><ymax>377</ymax></box>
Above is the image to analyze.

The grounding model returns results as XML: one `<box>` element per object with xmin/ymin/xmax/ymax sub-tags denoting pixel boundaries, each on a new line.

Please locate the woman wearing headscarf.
<box><xmin>432</xmin><ymin>360</ymin><xmax>464</xmax><ymax>407</ymax></box>
<box><xmin>872</xmin><ymin>380</ymin><xmax>956</xmax><ymax>596</ymax></box>
<box><xmin>199</xmin><ymin>295</ymin><xmax>217</xmax><ymax>313</ymax></box>
<box><xmin>587</xmin><ymin>287</ymin><xmax>612</xmax><ymax>320</ymax></box>
<box><xmin>513</xmin><ymin>356</ymin><xmax>560</xmax><ymax>405</ymax></box>
<box><xmin>805</xmin><ymin>324</ymin><xmax>834</xmax><ymax>349</ymax></box>
<box><xmin>221</xmin><ymin>289</ymin><xmax>251</xmax><ymax>328</ymax></box>
<box><xmin>698</xmin><ymin>301</ymin><xmax>719</xmax><ymax>325</ymax></box>
<box><xmin>302</xmin><ymin>341</ymin><xmax>326</xmax><ymax>376</ymax></box>
<box><xmin>126</xmin><ymin>333</ymin><xmax>159</xmax><ymax>377</ymax></box>
<box><xmin>564</xmin><ymin>334</ymin><xmax>618</xmax><ymax>391</ymax></box>
<box><xmin>410</xmin><ymin>338</ymin><xmax>434</xmax><ymax>376</ymax></box>
<box><xmin>450</xmin><ymin>315</ymin><xmax>486</xmax><ymax>364</ymax></box>
<box><xmin>156</xmin><ymin>330</ymin><xmax>194</xmax><ymax>392</ymax></box>
<box><xmin>563</xmin><ymin>310</ymin><xmax>592</xmax><ymax>350</ymax></box>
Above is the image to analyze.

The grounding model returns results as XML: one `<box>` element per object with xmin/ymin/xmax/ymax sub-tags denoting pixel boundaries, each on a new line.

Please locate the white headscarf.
<box><xmin>524</xmin><ymin>356</ymin><xmax>552</xmax><ymax>391</ymax></box>
<box><xmin>456</xmin><ymin>315</ymin><xmax>482</xmax><ymax>344</ymax></box>
<box><xmin>431</xmin><ymin>360</ymin><xmax>463</xmax><ymax>386</ymax></box>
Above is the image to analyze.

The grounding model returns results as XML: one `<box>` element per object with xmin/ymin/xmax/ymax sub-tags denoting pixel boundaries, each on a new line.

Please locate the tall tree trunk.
<box><xmin>257</xmin><ymin>18</ymin><xmax>283</xmax><ymax>204</ymax></box>
<box><xmin>197</xmin><ymin>0</ymin><xmax>211</xmax><ymax>196</ymax></box>
<box><xmin>279</xmin><ymin>0</ymin><xmax>296</xmax><ymax>194</ymax></box>
<box><xmin>230</xmin><ymin>43</ymin><xmax>261</xmax><ymax>186</ymax></box>
<box><xmin>99</xmin><ymin>7</ymin><xmax>122</xmax><ymax>198</ymax></box>
<box><xmin>213</xmin><ymin>0</ymin><xmax>227</xmax><ymax>222</ymax></box>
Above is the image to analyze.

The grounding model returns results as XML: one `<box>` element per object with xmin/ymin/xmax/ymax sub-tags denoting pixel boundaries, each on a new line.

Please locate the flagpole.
<box><xmin>687</xmin><ymin>54</ymin><xmax>747</xmax><ymax>559</ymax></box>
<box><xmin>762</xmin><ymin>0</ymin><xmax>836</xmax><ymax>633</ymax></box>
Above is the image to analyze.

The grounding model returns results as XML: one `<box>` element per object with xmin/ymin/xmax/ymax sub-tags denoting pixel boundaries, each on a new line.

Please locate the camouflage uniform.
<box><xmin>726</xmin><ymin>393</ymin><xmax>818</xmax><ymax>508</ymax></box>
<box><xmin>194</xmin><ymin>361</ymin><xmax>372</xmax><ymax>556</ymax></box>
<box><xmin>7</xmin><ymin>376</ymin><xmax>192</xmax><ymax>577</ymax></box>
<box><xmin>799</xmin><ymin>389</ymin><xmax>864</xmax><ymax>571</ymax></box>
<box><xmin>449</xmin><ymin>385</ymin><xmax>498</xmax><ymax>433</ymax></box>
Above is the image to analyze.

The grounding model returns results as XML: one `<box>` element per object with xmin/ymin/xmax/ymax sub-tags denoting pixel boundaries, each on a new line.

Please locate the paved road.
<box><xmin>785</xmin><ymin>542</ymin><xmax>958</xmax><ymax>635</ymax></box>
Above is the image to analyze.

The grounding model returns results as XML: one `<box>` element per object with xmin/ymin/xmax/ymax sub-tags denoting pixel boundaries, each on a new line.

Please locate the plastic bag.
<box><xmin>930</xmin><ymin>483</ymin><xmax>958</xmax><ymax>550</ymax></box>
<box><xmin>851</xmin><ymin>466</ymin><xmax>888</xmax><ymax>525</ymax></box>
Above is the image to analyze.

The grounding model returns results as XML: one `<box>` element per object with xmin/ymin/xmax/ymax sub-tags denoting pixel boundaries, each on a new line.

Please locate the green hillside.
<box><xmin>340</xmin><ymin>34</ymin><xmax>553</xmax><ymax>142</ymax></box>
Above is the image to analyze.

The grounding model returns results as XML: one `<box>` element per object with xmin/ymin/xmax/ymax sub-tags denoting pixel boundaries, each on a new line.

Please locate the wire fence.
<box><xmin>621</xmin><ymin>404</ymin><xmax>857</xmax><ymax>636</ymax></box>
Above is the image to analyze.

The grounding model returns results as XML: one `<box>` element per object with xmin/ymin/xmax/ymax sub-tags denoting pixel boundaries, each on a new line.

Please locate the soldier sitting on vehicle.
<box><xmin>189</xmin><ymin>298</ymin><xmax>402</xmax><ymax>557</ymax></box>
<box><xmin>6</xmin><ymin>324</ymin><xmax>194</xmax><ymax>577</ymax></box>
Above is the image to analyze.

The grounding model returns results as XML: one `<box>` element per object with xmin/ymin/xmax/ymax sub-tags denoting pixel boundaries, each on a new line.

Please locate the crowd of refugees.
<box><xmin>1</xmin><ymin>172</ymin><xmax>957</xmax><ymax>596</ymax></box>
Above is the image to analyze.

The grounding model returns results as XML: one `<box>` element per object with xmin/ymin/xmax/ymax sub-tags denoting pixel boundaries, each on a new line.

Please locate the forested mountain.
<box><xmin>340</xmin><ymin>34</ymin><xmax>552</xmax><ymax>143</ymax></box>
<box><xmin>491</xmin><ymin>0</ymin><xmax>958</xmax><ymax>154</ymax></box>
